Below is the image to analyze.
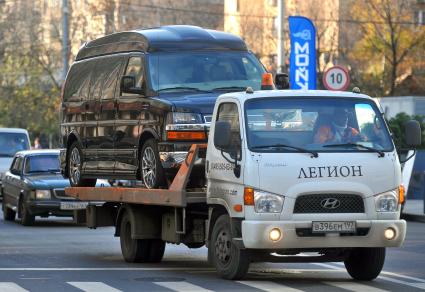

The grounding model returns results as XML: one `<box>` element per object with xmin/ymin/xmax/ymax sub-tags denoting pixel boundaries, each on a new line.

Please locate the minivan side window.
<box><xmin>216</xmin><ymin>103</ymin><xmax>241</xmax><ymax>158</ymax></box>
<box><xmin>91</xmin><ymin>56</ymin><xmax>123</xmax><ymax>100</ymax></box>
<box><xmin>63</xmin><ymin>61</ymin><xmax>93</xmax><ymax>101</ymax></box>
<box><xmin>124</xmin><ymin>57</ymin><xmax>144</xmax><ymax>90</ymax></box>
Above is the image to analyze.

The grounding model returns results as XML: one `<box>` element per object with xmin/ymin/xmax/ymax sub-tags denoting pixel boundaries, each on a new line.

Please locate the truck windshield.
<box><xmin>0</xmin><ymin>133</ymin><xmax>30</xmax><ymax>157</ymax></box>
<box><xmin>245</xmin><ymin>97</ymin><xmax>394</xmax><ymax>153</ymax></box>
<box><xmin>148</xmin><ymin>51</ymin><xmax>265</xmax><ymax>92</ymax></box>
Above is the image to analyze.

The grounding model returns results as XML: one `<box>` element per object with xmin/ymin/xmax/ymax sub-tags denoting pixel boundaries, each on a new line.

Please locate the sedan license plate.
<box><xmin>60</xmin><ymin>202</ymin><xmax>88</xmax><ymax>210</ymax></box>
<box><xmin>312</xmin><ymin>221</ymin><xmax>356</xmax><ymax>233</ymax></box>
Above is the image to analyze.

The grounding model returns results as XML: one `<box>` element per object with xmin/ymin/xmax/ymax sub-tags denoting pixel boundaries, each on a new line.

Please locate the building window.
<box><xmin>416</xmin><ymin>10</ymin><xmax>424</xmax><ymax>25</ymax></box>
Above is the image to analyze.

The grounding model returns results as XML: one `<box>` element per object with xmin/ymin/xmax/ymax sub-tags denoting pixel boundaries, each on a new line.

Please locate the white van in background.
<box><xmin>0</xmin><ymin>128</ymin><xmax>31</xmax><ymax>197</ymax></box>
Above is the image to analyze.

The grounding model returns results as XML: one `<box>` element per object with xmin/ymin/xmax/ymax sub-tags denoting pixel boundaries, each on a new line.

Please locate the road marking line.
<box><xmin>237</xmin><ymin>281</ymin><xmax>303</xmax><ymax>292</ymax></box>
<box><xmin>0</xmin><ymin>267</ymin><xmax>214</xmax><ymax>271</ymax></box>
<box><xmin>154</xmin><ymin>281</ymin><xmax>213</xmax><ymax>292</ymax></box>
<box><xmin>324</xmin><ymin>281</ymin><xmax>389</xmax><ymax>292</ymax></box>
<box><xmin>67</xmin><ymin>282</ymin><xmax>122</xmax><ymax>292</ymax></box>
<box><xmin>0</xmin><ymin>283</ymin><xmax>28</xmax><ymax>292</ymax></box>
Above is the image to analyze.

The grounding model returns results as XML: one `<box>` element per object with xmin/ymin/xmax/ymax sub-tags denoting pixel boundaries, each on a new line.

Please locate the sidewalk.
<box><xmin>402</xmin><ymin>199</ymin><xmax>425</xmax><ymax>223</ymax></box>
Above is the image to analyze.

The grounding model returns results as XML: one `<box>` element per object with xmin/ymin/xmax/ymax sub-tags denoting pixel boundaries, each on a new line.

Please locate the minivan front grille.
<box><xmin>294</xmin><ymin>194</ymin><xmax>365</xmax><ymax>213</ymax></box>
<box><xmin>203</xmin><ymin>115</ymin><xmax>212</xmax><ymax>123</ymax></box>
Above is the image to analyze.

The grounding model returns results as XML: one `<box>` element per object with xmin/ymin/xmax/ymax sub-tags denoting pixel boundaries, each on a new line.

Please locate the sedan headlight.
<box><xmin>254</xmin><ymin>190</ymin><xmax>284</xmax><ymax>213</ymax></box>
<box><xmin>374</xmin><ymin>189</ymin><xmax>398</xmax><ymax>212</ymax></box>
<box><xmin>35</xmin><ymin>190</ymin><xmax>51</xmax><ymax>200</ymax></box>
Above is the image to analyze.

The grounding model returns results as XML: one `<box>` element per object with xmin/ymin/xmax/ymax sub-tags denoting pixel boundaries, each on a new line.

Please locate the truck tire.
<box><xmin>3</xmin><ymin>203</ymin><xmax>16</xmax><ymax>221</ymax></box>
<box><xmin>148</xmin><ymin>239</ymin><xmax>166</xmax><ymax>263</ymax></box>
<box><xmin>68</xmin><ymin>142</ymin><xmax>96</xmax><ymax>187</ymax></box>
<box><xmin>211</xmin><ymin>214</ymin><xmax>250</xmax><ymax>280</ymax></box>
<box><xmin>344</xmin><ymin>247</ymin><xmax>385</xmax><ymax>280</ymax></box>
<box><xmin>19</xmin><ymin>201</ymin><xmax>35</xmax><ymax>226</ymax></box>
<box><xmin>140</xmin><ymin>139</ymin><xmax>165</xmax><ymax>189</ymax></box>
<box><xmin>119</xmin><ymin>212</ymin><xmax>150</xmax><ymax>263</ymax></box>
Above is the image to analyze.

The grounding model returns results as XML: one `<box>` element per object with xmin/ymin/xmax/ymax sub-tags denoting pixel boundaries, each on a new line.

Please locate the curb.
<box><xmin>402</xmin><ymin>213</ymin><xmax>425</xmax><ymax>223</ymax></box>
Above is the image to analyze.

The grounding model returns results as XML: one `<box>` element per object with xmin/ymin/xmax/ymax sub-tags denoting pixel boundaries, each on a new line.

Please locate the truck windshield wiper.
<box><xmin>212</xmin><ymin>86</ymin><xmax>247</xmax><ymax>92</ymax></box>
<box><xmin>252</xmin><ymin>143</ymin><xmax>318</xmax><ymax>158</ymax></box>
<box><xmin>157</xmin><ymin>86</ymin><xmax>210</xmax><ymax>93</ymax></box>
<box><xmin>323</xmin><ymin>142</ymin><xmax>385</xmax><ymax>157</ymax></box>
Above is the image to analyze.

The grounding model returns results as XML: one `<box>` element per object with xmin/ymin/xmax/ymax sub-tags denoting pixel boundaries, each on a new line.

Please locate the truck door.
<box><xmin>207</xmin><ymin>101</ymin><xmax>245</xmax><ymax>216</ymax></box>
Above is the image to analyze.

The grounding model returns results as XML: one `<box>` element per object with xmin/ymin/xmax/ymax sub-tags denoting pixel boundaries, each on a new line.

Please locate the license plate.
<box><xmin>60</xmin><ymin>202</ymin><xmax>89</xmax><ymax>210</ymax></box>
<box><xmin>312</xmin><ymin>221</ymin><xmax>356</xmax><ymax>233</ymax></box>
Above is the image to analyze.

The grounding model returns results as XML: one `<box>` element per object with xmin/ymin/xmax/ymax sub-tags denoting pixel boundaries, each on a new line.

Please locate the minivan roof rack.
<box><xmin>75</xmin><ymin>25</ymin><xmax>247</xmax><ymax>61</ymax></box>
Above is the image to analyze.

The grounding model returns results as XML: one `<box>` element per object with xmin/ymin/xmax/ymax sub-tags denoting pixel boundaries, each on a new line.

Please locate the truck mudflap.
<box><xmin>241</xmin><ymin>219</ymin><xmax>406</xmax><ymax>249</ymax></box>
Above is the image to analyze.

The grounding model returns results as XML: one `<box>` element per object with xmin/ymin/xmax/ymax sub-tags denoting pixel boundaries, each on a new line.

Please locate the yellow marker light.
<box><xmin>384</xmin><ymin>228</ymin><xmax>396</xmax><ymax>240</ymax></box>
<box><xmin>244</xmin><ymin>187</ymin><xmax>255</xmax><ymax>206</ymax></box>
<box><xmin>269</xmin><ymin>228</ymin><xmax>282</xmax><ymax>242</ymax></box>
<box><xmin>399</xmin><ymin>185</ymin><xmax>405</xmax><ymax>205</ymax></box>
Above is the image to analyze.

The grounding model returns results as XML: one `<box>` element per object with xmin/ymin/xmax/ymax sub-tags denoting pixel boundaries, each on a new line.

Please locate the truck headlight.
<box><xmin>254</xmin><ymin>190</ymin><xmax>284</xmax><ymax>213</ymax></box>
<box><xmin>374</xmin><ymin>189</ymin><xmax>398</xmax><ymax>212</ymax></box>
<box><xmin>35</xmin><ymin>190</ymin><xmax>51</xmax><ymax>200</ymax></box>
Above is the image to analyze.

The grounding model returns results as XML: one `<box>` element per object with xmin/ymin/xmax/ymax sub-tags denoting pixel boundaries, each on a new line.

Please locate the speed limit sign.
<box><xmin>323</xmin><ymin>66</ymin><xmax>350</xmax><ymax>91</ymax></box>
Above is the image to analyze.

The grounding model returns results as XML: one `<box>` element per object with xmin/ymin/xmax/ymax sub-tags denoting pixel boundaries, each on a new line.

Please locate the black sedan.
<box><xmin>1</xmin><ymin>149</ymin><xmax>108</xmax><ymax>225</ymax></box>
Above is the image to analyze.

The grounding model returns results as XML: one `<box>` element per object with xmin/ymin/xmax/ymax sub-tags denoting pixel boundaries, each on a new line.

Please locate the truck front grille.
<box><xmin>294</xmin><ymin>194</ymin><xmax>365</xmax><ymax>213</ymax></box>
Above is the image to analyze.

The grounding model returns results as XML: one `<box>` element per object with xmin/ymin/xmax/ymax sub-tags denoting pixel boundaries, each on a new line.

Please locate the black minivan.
<box><xmin>60</xmin><ymin>25</ymin><xmax>265</xmax><ymax>188</ymax></box>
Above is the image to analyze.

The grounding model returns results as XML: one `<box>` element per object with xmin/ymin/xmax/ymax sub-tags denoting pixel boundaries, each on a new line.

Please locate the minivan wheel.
<box><xmin>68</xmin><ymin>142</ymin><xmax>96</xmax><ymax>187</ymax></box>
<box><xmin>140</xmin><ymin>139</ymin><xmax>165</xmax><ymax>189</ymax></box>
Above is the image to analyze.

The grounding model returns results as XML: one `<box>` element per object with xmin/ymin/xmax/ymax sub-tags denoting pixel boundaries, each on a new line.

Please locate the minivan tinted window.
<box><xmin>0</xmin><ymin>133</ymin><xmax>30</xmax><ymax>157</ymax></box>
<box><xmin>63</xmin><ymin>61</ymin><xmax>94</xmax><ymax>101</ymax></box>
<box><xmin>148</xmin><ymin>51</ymin><xmax>264</xmax><ymax>92</ymax></box>
<box><xmin>91</xmin><ymin>56</ymin><xmax>123</xmax><ymax>100</ymax></box>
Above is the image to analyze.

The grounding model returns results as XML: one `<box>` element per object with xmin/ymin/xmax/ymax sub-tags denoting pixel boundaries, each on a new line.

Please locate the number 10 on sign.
<box><xmin>323</xmin><ymin>66</ymin><xmax>350</xmax><ymax>91</ymax></box>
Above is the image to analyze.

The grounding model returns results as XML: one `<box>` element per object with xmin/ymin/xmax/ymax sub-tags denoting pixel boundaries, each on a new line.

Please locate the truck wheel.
<box><xmin>211</xmin><ymin>215</ymin><xmax>250</xmax><ymax>280</ymax></box>
<box><xmin>119</xmin><ymin>213</ymin><xmax>150</xmax><ymax>263</ymax></box>
<box><xmin>140</xmin><ymin>139</ymin><xmax>165</xmax><ymax>189</ymax></box>
<box><xmin>148</xmin><ymin>239</ymin><xmax>166</xmax><ymax>263</ymax></box>
<box><xmin>68</xmin><ymin>142</ymin><xmax>96</xmax><ymax>187</ymax></box>
<box><xmin>19</xmin><ymin>201</ymin><xmax>35</xmax><ymax>226</ymax></box>
<box><xmin>3</xmin><ymin>203</ymin><xmax>16</xmax><ymax>221</ymax></box>
<box><xmin>344</xmin><ymin>247</ymin><xmax>385</xmax><ymax>280</ymax></box>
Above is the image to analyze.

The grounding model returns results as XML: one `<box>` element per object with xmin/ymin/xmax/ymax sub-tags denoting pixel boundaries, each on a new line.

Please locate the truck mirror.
<box><xmin>404</xmin><ymin>120</ymin><xmax>421</xmax><ymax>147</ymax></box>
<box><xmin>214</xmin><ymin>121</ymin><xmax>232</xmax><ymax>150</ymax></box>
<box><xmin>275</xmin><ymin>73</ymin><xmax>289</xmax><ymax>89</ymax></box>
<box><xmin>121</xmin><ymin>75</ymin><xmax>143</xmax><ymax>94</ymax></box>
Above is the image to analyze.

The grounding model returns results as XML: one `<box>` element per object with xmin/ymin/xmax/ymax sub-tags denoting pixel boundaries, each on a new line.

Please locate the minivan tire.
<box><xmin>211</xmin><ymin>214</ymin><xmax>250</xmax><ymax>280</ymax></box>
<box><xmin>344</xmin><ymin>247</ymin><xmax>386</xmax><ymax>280</ymax></box>
<box><xmin>3</xmin><ymin>203</ymin><xmax>16</xmax><ymax>221</ymax></box>
<box><xmin>140</xmin><ymin>139</ymin><xmax>165</xmax><ymax>189</ymax></box>
<box><xmin>68</xmin><ymin>142</ymin><xmax>96</xmax><ymax>187</ymax></box>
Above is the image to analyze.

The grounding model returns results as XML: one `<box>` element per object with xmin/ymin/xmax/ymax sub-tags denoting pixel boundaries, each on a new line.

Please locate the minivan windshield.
<box><xmin>148</xmin><ymin>51</ymin><xmax>265</xmax><ymax>92</ymax></box>
<box><xmin>245</xmin><ymin>97</ymin><xmax>393</xmax><ymax>153</ymax></box>
<box><xmin>0</xmin><ymin>133</ymin><xmax>30</xmax><ymax>157</ymax></box>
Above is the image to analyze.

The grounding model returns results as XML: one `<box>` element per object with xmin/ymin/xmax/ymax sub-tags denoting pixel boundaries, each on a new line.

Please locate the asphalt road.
<box><xmin>1</xmin><ymin>205</ymin><xmax>424</xmax><ymax>292</ymax></box>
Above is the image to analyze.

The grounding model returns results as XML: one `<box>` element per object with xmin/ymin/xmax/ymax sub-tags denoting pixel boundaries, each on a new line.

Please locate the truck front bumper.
<box><xmin>242</xmin><ymin>219</ymin><xmax>406</xmax><ymax>249</ymax></box>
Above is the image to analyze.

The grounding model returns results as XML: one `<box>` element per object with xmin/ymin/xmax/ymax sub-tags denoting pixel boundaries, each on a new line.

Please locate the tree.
<box><xmin>388</xmin><ymin>112</ymin><xmax>425</xmax><ymax>150</ymax></box>
<box><xmin>350</xmin><ymin>0</ymin><xmax>425</xmax><ymax>96</ymax></box>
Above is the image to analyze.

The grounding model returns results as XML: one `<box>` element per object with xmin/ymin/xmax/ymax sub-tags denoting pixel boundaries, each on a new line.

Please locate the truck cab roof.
<box><xmin>218</xmin><ymin>89</ymin><xmax>373</xmax><ymax>103</ymax></box>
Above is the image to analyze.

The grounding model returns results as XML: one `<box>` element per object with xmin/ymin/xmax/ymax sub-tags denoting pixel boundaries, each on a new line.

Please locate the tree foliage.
<box><xmin>388</xmin><ymin>112</ymin><xmax>425</xmax><ymax>150</ymax></box>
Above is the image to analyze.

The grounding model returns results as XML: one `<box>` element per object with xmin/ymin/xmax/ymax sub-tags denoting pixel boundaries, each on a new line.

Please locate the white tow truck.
<box><xmin>66</xmin><ymin>88</ymin><xmax>421</xmax><ymax>280</ymax></box>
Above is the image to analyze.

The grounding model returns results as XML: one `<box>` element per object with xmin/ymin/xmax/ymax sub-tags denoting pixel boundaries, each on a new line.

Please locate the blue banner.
<box><xmin>288</xmin><ymin>16</ymin><xmax>316</xmax><ymax>90</ymax></box>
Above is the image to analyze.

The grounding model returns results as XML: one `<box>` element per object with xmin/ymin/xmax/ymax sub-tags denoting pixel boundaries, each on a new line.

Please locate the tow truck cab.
<box><xmin>206</xmin><ymin>89</ymin><xmax>421</xmax><ymax>279</ymax></box>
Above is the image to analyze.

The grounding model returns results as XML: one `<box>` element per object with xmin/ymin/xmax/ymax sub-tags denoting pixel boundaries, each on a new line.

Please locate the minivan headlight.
<box><xmin>375</xmin><ymin>189</ymin><xmax>398</xmax><ymax>212</ymax></box>
<box><xmin>254</xmin><ymin>190</ymin><xmax>284</xmax><ymax>213</ymax></box>
<box><xmin>35</xmin><ymin>190</ymin><xmax>51</xmax><ymax>200</ymax></box>
<box><xmin>167</xmin><ymin>112</ymin><xmax>203</xmax><ymax>125</ymax></box>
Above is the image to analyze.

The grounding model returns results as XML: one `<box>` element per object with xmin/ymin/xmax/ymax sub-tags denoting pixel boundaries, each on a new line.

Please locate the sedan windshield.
<box><xmin>148</xmin><ymin>51</ymin><xmax>265</xmax><ymax>92</ymax></box>
<box><xmin>0</xmin><ymin>133</ymin><xmax>30</xmax><ymax>157</ymax></box>
<box><xmin>24</xmin><ymin>155</ymin><xmax>60</xmax><ymax>174</ymax></box>
<box><xmin>245</xmin><ymin>97</ymin><xmax>393</xmax><ymax>153</ymax></box>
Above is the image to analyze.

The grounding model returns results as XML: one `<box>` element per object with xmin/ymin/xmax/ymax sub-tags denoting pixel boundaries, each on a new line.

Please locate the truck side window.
<box><xmin>125</xmin><ymin>57</ymin><xmax>144</xmax><ymax>89</ymax></box>
<box><xmin>217</xmin><ymin>103</ymin><xmax>241</xmax><ymax>158</ymax></box>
